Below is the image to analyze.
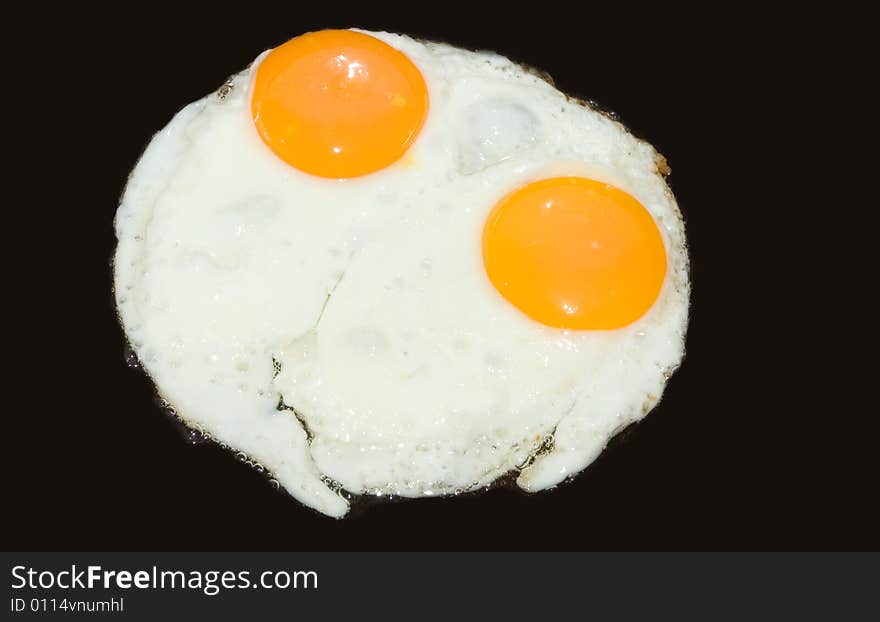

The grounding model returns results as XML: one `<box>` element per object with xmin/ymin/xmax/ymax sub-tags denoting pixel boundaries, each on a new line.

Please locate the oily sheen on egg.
<box><xmin>114</xmin><ymin>29</ymin><xmax>689</xmax><ymax>516</ymax></box>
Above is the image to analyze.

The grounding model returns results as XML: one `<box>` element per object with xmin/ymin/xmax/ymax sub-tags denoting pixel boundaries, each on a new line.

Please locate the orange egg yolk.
<box><xmin>251</xmin><ymin>30</ymin><xmax>429</xmax><ymax>178</ymax></box>
<box><xmin>482</xmin><ymin>176</ymin><xmax>667</xmax><ymax>330</ymax></box>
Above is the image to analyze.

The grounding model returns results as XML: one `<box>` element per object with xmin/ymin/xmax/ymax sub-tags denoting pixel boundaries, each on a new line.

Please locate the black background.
<box><xmin>8</xmin><ymin>5</ymin><xmax>872</xmax><ymax>550</ymax></box>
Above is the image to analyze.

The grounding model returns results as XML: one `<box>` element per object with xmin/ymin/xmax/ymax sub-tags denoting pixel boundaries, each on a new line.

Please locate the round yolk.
<box><xmin>251</xmin><ymin>30</ymin><xmax>429</xmax><ymax>178</ymax></box>
<box><xmin>482</xmin><ymin>177</ymin><xmax>667</xmax><ymax>330</ymax></box>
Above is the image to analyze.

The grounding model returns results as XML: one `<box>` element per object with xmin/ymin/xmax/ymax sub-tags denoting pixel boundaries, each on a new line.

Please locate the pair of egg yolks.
<box><xmin>251</xmin><ymin>30</ymin><xmax>667</xmax><ymax>330</ymax></box>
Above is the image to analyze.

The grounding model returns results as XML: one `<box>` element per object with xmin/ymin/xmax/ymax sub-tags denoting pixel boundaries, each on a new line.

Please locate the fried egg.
<box><xmin>114</xmin><ymin>29</ymin><xmax>689</xmax><ymax>517</ymax></box>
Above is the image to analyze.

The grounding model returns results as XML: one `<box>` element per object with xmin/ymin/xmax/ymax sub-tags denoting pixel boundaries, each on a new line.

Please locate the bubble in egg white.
<box><xmin>456</xmin><ymin>97</ymin><xmax>541</xmax><ymax>174</ymax></box>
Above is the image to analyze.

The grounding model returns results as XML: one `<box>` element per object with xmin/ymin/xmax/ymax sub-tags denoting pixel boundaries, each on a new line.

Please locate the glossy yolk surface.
<box><xmin>482</xmin><ymin>177</ymin><xmax>667</xmax><ymax>330</ymax></box>
<box><xmin>251</xmin><ymin>30</ymin><xmax>429</xmax><ymax>178</ymax></box>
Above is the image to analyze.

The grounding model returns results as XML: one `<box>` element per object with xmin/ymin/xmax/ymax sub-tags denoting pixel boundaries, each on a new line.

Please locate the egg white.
<box><xmin>114</xmin><ymin>29</ymin><xmax>689</xmax><ymax>516</ymax></box>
